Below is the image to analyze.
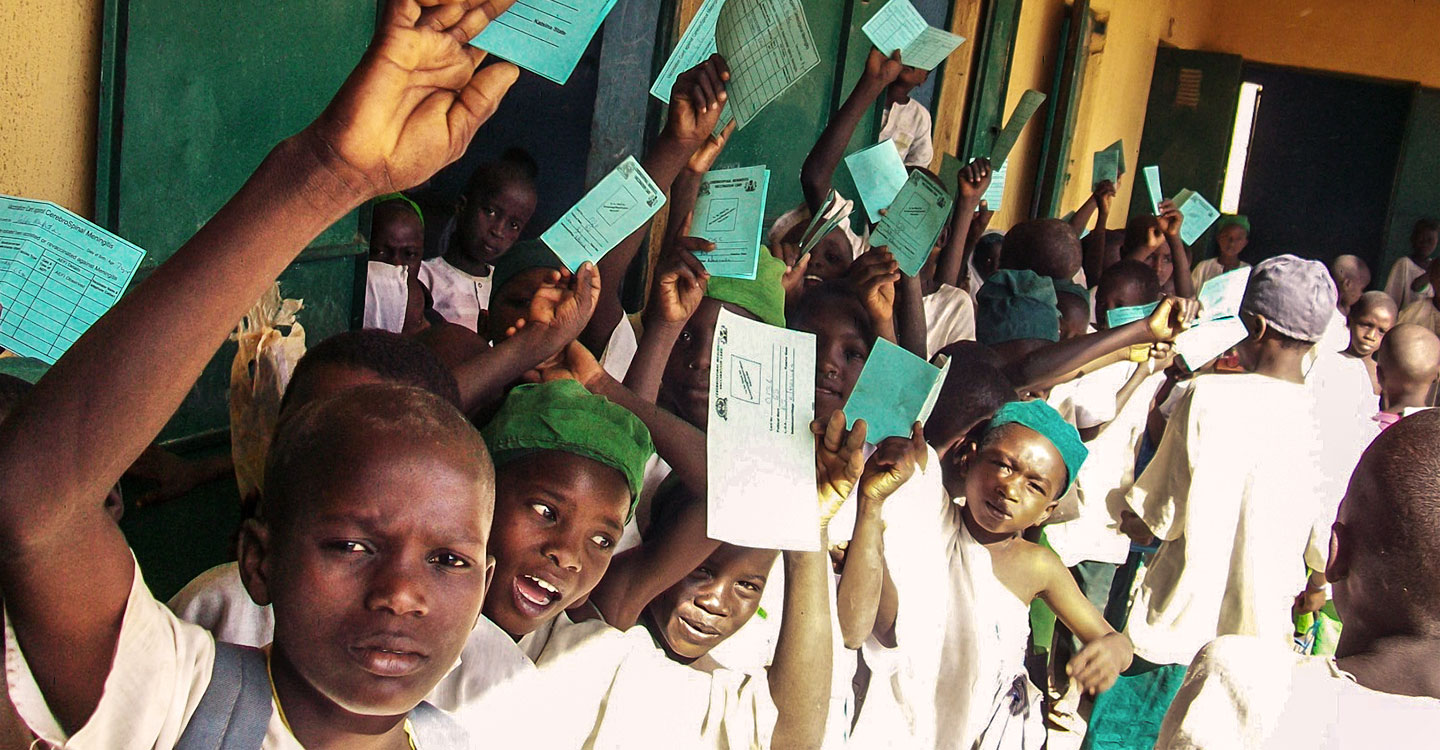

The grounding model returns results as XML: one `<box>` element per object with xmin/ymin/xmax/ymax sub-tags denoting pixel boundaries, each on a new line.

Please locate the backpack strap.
<box><xmin>407</xmin><ymin>701</ymin><xmax>470</xmax><ymax>749</ymax></box>
<box><xmin>175</xmin><ymin>641</ymin><xmax>272</xmax><ymax>750</ymax></box>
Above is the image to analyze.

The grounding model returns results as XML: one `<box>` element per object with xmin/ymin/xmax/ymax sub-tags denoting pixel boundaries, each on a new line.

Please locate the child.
<box><xmin>418</xmin><ymin>147</ymin><xmax>539</xmax><ymax>332</ymax></box>
<box><xmin>1055</xmin><ymin>280</ymin><xmax>1092</xmax><ymax>340</ymax></box>
<box><xmin>0</xmin><ymin>4</ymin><xmax>520</xmax><ymax>746</ymax></box>
<box><xmin>974</xmin><ymin>268</ymin><xmax>1061</xmax><ymax>366</ymax></box>
<box><xmin>1395</xmin><ymin>255</ymin><xmax>1440</xmax><ymax>337</ymax></box>
<box><xmin>877</xmin><ymin>61</ymin><xmax>934</xmax><ymax>167</ymax></box>
<box><xmin>1373</xmin><ymin>322</ymin><xmax>1440</xmax><ymax>430</ymax></box>
<box><xmin>1156</xmin><ymin>410</ymin><xmax>1440</xmax><ymax>747</ymax></box>
<box><xmin>792</xmin><ymin>280</ymin><xmax>883</xmax><ymax>425</ymax></box>
<box><xmin>1122</xmin><ymin>205</ymin><xmax>1195</xmax><ymax>299</ymax></box>
<box><xmin>1329</xmin><ymin>254</ymin><xmax>1371</xmax><ymax>317</ymax></box>
<box><xmin>1085</xmin><ymin>255</ymin><xmax>1340</xmax><ymax>750</ymax></box>
<box><xmin>1383</xmin><ymin>217</ymin><xmax>1439</xmax><ymax>308</ymax></box>
<box><xmin>462</xmin><ymin>413</ymin><xmax>858</xmax><ymax>750</ymax></box>
<box><xmin>910</xmin><ymin>158</ymin><xmax>990</xmax><ymax>358</ymax></box>
<box><xmin>968</xmin><ymin>231</ymin><xmax>1004</xmax><ymax>297</ymax></box>
<box><xmin>1344</xmin><ymin>290</ymin><xmax>1396</xmax><ymax>394</ymax></box>
<box><xmin>1000</xmin><ymin>218</ymin><xmax>1084</xmax><ymax>283</ymax></box>
<box><xmin>849</xmin><ymin>400</ymin><xmax>1134</xmax><ymax>749</ymax></box>
<box><xmin>1189</xmin><ymin>214</ymin><xmax>1249</xmax><ymax>290</ymax></box>
<box><xmin>369</xmin><ymin>192</ymin><xmax>427</xmax><ymax>276</ymax></box>
<box><xmin>1093</xmin><ymin>260</ymin><xmax>1162</xmax><ymax>330</ymax></box>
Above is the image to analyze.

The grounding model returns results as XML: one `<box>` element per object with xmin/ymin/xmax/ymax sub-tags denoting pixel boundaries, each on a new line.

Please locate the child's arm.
<box><xmin>1158</xmin><ymin>200</ymin><xmax>1195</xmax><ymax>298</ymax></box>
<box><xmin>800</xmin><ymin>49</ymin><xmax>902</xmax><ymax>213</ymax></box>
<box><xmin>0</xmin><ymin>2</ymin><xmax>518</xmax><ymax>731</ymax></box>
<box><xmin>835</xmin><ymin>425</ymin><xmax>925</xmax><ymax>649</ymax></box>
<box><xmin>895</xmin><ymin>272</ymin><xmax>928</xmax><ymax>357</ymax></box>
<box><xmin>934</xmin><ymin>159</ymin><xmax>992</xmax><ymax>289</ymax></box>
<box><xmin>665</xmin><ymin>121</ymin><xmax>737</xmax><ymax>249</ymax></box>
<box><xmin>1006</xmin><ymin>296</ymin><xmax>1198</xmax><ymax>392</ymax></box>
<box><xmin>454</xmin><ymin>264</ymin><xmax>600</xmax><ymax>415</ymax></box>
<box><xmin>1033</xmin><ymin>549</ymin><xmax>1133</xmax><ymax>695</ymax></box>
<box><xmin>1082</xmin><ymin>180</ymin><xmax>1116</xmax><ymax>285</ymax></box>
<box><xmin>1069</xmin><ymin>193</ymin><xmax>1099</xmax><ymax>238</ymax></box>
<box><xmin>583</xmin><ymin>57</ymin><xmax>728</xmax><ymax>354</ymax></box>
<box><xmin>850</xmin><ymin>247</ymin><xmax>902</xmax><ymax>344</ymax></box>
<box><xmin>623</xmin><ymin>234</ymin><xmax>712</xmax><ymax>402</ymax></box>
<box><xmin>957</xmin><ymin>202</ymin><xmax>994</xmax><ymax>291</ymax></box>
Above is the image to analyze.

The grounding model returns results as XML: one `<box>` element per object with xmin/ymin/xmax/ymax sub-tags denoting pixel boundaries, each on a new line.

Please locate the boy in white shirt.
<box><xmin>1383</xmin><ymin>217</ymin><xmax>1438</xmax><ymax>308</ymax></box>
<box><xmin>1396</xmin><ymin>255</ymin><xmax>1440</xmax><ymax>337</ymax></box>
<box><xmin>1189</xmin><ymin>214</ymin><xmax>1249</xmax><ymax>290</ymax></box>
<box><xmin>1083</xmin><ymin>255</ymin><xmax>1340</xmax><ymax>750</ymax></box>
<box><xmin>0</xmin><ymin>6</ymin><xmax>521</xmax><ymax>748</ymax></box>
<box><xmin>1157</xmin><ymin>410</ymin><xmax>1440</xmax><ymax>749</ymax></box>
<box><xmin>878</xmin><ymin>64</ymin><xmax>934</xmax><ymax>168</ymax></box>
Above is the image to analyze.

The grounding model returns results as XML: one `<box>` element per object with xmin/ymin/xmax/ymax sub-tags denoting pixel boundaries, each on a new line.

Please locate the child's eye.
<box><xmin>430</xmin><ymin>551</ymin><xmax>471</xmax><ymax>568</ymax></box>
<box><xmin>591</xmin><ymin>534</ymin><xmax>614</xmax><ymax>550</ymax></box>
<box><xmin>691</xmin><ymin>566</ymin><xmax>714</xmax><ymax>580</ymax></box>
<box><xmin>328</xmin><ymin>540</ymin><xmax>372</xmax><ymax>555</ymax></box>
<box><xmin>678</xmin><ymin>330</ymin><xmax>693</xmax><ymax>344</ymax></box>
<box><xmin>1029</xmin><ymin>481</ymin><xmax>1046</xmax><ymax>495</ymax></box>
<box><xmin>530</xmin><ymin>502</ymin><xmax>556</xmax><ymax>521</ymax></box>
<box><xmin>483</xmin><ymin>206</ymin><xmax>497</xmax><ymax>217</ymax></box>
<box><xmin>846</xmin><ymin>349</ymin><xmax>865</xmax><ymax>362</ymax></box>
<box><xmin>509</xmin><ymin>221</ymin><xmax>521</xmax><ymax>232</ymax></box>
<box><xmin>737</xmin><ymin>580</ymin><xmax>760</xmax><ymax>593</ymax></box>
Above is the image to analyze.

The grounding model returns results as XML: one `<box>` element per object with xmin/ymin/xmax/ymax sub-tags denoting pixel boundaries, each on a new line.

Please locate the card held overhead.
<box><xmin>708</xmin><ymin>307</ymin><xmax>820</xmax><ymax>551</ymax></box>
<box><xmin>845</xmin><ymin>139</ymin><xmax>910</xmax><ymax>223</ymax></box>
<box><xmin>1173</xmin><ymin>188</ymin><xmax>1221</xmax><ymax>247</ymax></box>
<box><xmin>1105</xmin><ymin>139</ymin><xmax>1126</xmax><ymax>176</ymax></box>
<box><xmin>842</xmin><ymin>338</ymin><xmax>949</xmax><ymax>442</ymax></box>
<box><xmin>692</xmin><ymin>165</ymin><xmax>770</xmax><ymax>280</ymax></box>
<box><xmin>541</xmin><ymin>156</ymin><xmax>664</xmax><ymax>271</ymax></box>
<box><xmin>981</xmin><ymin>161</ymin><xmax>1008</xmax><ymax>206</ymax></box>
<box><xmin>871</xmin><ymin>171</ymin><xmax>952</xmax><ymax>277</ymax></box>
<box><xmin>715</xmin><ymin>0</ymin><xmax>820</xmax><ymax>129</ymax></box>
<box><xmin>861</xmin><ymin>0</ymin><xmax>965</xmax><ymax>71</ymax></box>
<box><xmin>988</xmin><ymin>90</ymin><xmax>1046</xmax><ymax>167</ymax></box>
<box><xmin>1093</xmin><ymin>146</ymin><xmax>1121</xmax><ymax>188</ymax></box>
<box><xmin>470</xmin><ymin>0</ymin><xmax>621</xmax><ymax>85</ymax></box>
<box><xmin>651</xmin><ymin>0</ymin><xmax>727</xmax><ymax>102</ymax></box>
<box><xmin>0</xmin><ymin>196</ymin><xmax>146</xmax><ymax>364</ymax></box>
<box><xmin>1142</xmin><ymin>165</ymin><xmax>1163</xmax><ymax>215</ymax></box>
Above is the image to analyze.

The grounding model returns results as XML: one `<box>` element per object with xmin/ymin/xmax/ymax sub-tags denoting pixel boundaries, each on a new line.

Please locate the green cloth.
<box><xmin>0</xmin><ymin>356</ymin><xmax>49</xmax><ymax>384</ymax></box>
<box><xmin>989</xmin><ymin>399</ymin><xmax>1088</xmax><ymax>493</ymax></box>
<box><xmin>1296</xmin><ymin>600</ymin><xmax>1342</xmax><ymax>656</ymax></box>
<box><xmin>375</xmin><ymin>192</ymin><xmax>424</xmax><ymax>228</ymax></box>
<box><xmin>1053</xmin><ymin>278</ymin><xmax>1090</xmax><ymax>306</ymax></box>
<box><xmin>483</xmin><ymin>381</ymin><xmax>654</xmax><ymax>505</ymax></box>
<box><xmin>491</xmin><ymin>239</ymin><xmax>565</xmax><ymax>294</ymax></box>
<box><xmin>1216</xmin><ymin>213</ymin><xmax>1249</xmax><ymax>235</ymax></box>
<box><xmin>1081</xmin><ymin>658</ymin><xmax>1188</xmax><ymax>750</ymax></box>
<box><xmin>975</xmin><ymin>269</ymin><xmax>1060</xmax><ymax>346</ymax></box>
<box><xmin>705</xmin><ymin>247</ymin><xmax>787</xmax><ymax>327</ymax></box>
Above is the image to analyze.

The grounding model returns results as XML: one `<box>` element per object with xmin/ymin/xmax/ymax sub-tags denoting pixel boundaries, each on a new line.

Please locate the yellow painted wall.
<box><xmin>0</xmin><ymin>0</ymin><xmax>103</xmax><ymax>217</ymax></box>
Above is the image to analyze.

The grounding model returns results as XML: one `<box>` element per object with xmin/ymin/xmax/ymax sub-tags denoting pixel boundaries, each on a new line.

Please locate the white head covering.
<box><xmin>766</xmin><ymin>195</ymin><xmax>868</xmax><ymax>261</ymax></box>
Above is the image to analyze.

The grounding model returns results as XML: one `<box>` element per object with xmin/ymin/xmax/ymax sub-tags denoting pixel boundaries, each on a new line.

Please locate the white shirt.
<box><xmin>923</xmin><ymin>284</ymin><xmax>976</xmax><ymax>359</ymax></box>
<box><xmin>364</xmin><ymin>260</ymin><xmax>410</xmax><ymax>333</ymax></box>
<box><xmin>1384</xmin><ymin>256</ymin><xmax>1433</xmax><ymax>310</ymax></box>
<box><xmin>167</xmin><ymin>562</ymin><xmax>534</xmax><ymax>715</ymax></box>
<box><xmin>879</xmin><ymin>99</ymin><xmax>934</xmax><ymax>168</ymax></box>
<box><xmin>1190</xmin><ymin>258</ymin><xmax>1249</xmax><ymax>292</ymax></box>
<box><xmin>1046</xmin><ymin>362</ymin><xmax>1167</xmax><ymax>568</ymax></box>
<box><xmin>1157</xmin><ymin>635</ymin><xmax>1440</xmax><ymax>749</ymax></box>
<box><xmin>1124</xmin><ymin>373</ymin><xmax>1331</xmax><ymax>666</ymax></box>
<box><xmin>1397</xmin><ymin>298</ymin><xmax>1440</xmax><ymax>338</ymax></box>
<box><xmin>598</xmin><ymin>315</ymin><xmax>639</xmax><ymax>382</ymax></box>
<box><xmin>418</xmin><ymin>256</ymin><xmax>492</xmax><ymax>333</ymax></box>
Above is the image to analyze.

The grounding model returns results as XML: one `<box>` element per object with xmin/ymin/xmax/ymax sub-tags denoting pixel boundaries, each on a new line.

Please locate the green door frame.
<box><xmin>1032</xmin><ymin>0</ymin><xmax>1091</xmax><ymax>219</ymax></box>
<box><xmin>960</xmin><ymin>0</ymin><xmax>1026</xmax><ymax>160</ymax></box>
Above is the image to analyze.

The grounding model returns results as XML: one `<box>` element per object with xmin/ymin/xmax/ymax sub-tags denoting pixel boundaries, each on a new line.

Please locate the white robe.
<box><xmin>418</xmin><ymin>256</ymin><xmax>492</xmax><ymax>333</ymax></box>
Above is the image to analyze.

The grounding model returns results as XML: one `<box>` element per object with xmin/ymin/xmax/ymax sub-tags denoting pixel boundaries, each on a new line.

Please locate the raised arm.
<box><xmin>1006</xmin><ymin>296</ymin><xmax>1198</xmax><ymax>392</ymax></box>
<box><xmin>0</xmin><ymin>0</ymin><xmax>518</xmax><ymax>731</ymax></box>
<box><xmin>584</xmin><ymin>56</ymin><xmax>729</xmax><ymax>353</ymax></box>
<box><xmin>1158</xmin><ymin>200</ymin><xmax>1195</xmax><ymax>298</ymax></box>
<box><xmin>835</xmin><ymin>425</ymin><xmax>924</xmax><ymax>649</ymax></box>
<box><xmin>851</xmin><ymin>247</ymin><xmax>901</xmax><ymax>345</ymax></box>
<box><xmin>1082</xmin><ymin>180</ymin><xmax>1116</xmax><ymax>285</ymax></box>
<box><xmin>800</xmin><ymin>49</ymin><xmax>901</xmax><ymax>213</ymax></box>
<box><xmin>935</xmin><ymin>158</ymin><xmax>992</xmax><ymax>289</ymax></box>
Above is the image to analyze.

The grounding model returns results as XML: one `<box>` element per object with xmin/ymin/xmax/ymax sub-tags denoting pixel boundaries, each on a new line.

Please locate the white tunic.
<box><xmin>363</xmin><ymin>260</ymin><xmax>410</xmax><ymax>333</ymax></box>
<box><xmin>1156</xmin><ymin>635</ymin><xmax>1440</xmax><ymax>749</ymax></box>
<box><xmin>418</xmin><ymin>256</ymin><xmax>492</xmax><ymax>333</ymax></box>
<box><xmin>922</xmin><ymin>284</ymin><xmax>976</xmax><ymax>359</ymax></box>
<box><xmin>1397</xmin><ymin>298</ymin><xmax>1440</xmax><ymax>338</ymax></box>
<box><xmin>878</xmin><ymin>99</ymin><xmax>935</xmax><ymax>168</ymax></box>
<box><xmin>1383</xmin><ymin>256</ymin><xmax>1433</xmax><ymax>310</ymax></box>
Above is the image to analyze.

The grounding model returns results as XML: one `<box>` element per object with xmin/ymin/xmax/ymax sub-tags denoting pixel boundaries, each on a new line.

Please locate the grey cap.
<box><xmin>1240</xmin><ymin>254</ymin><xmax>1338</xmax><ymax>343</ymax></box>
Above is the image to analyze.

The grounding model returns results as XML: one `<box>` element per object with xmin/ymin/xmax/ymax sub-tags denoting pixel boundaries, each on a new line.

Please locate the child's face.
<box><xmin>803</xmin><ymin>230</ymin><xmax>854</xmax><ymax>288</ymax></box>
<box><xmin>1216</xmin><ymin>226</ymin><xmax>1249</xmax><ymax>260</ymax></box>
<box><xmin>660</xmin><ymin>299</ymin><xmax>757</xmax><ymax>430</ymax></box>
<box><xmin>974</xmin><ymin>241</ymin><xmax>1003</xmax><ymax>283</ymax></box>
<box><xmin>485</xmin><ymin>268</ymin><xmax>560</xmax><ymax>342</ymax></box>
<box><xmin>960</xmin><ymin>424</ymin><xmax>1065</xmax><ymax>535</ymax></box>
<box><xmin>646</xmin><ymin>544</ymin><xmax>777</xmax><ymax>660</ymax></box>
<box><xmin>797</xmin><ymin>309</ymin><xmax>871</xmax><ymax>424</ymax></box>
<box><xmin>1144</xmin><ymin>243</ymin><xmax>1174</xmax><ymax>286</ymax></box>
<box><xmin>457</xmin><ymin>180</ymin><xmax>537</xmax><ymax>267</ymax></box>
<box><xmin>260</xmin><ymin>441</ymin><xmax>493</xmax><ymax>716</ymax></box>
<box><xmin>369</xmin><ymin>206</ymin><xmax>426</xmax><ymax>276</ymax></box>
<box><xmin>1057</xmin><ymin>295</ymin><xmax>1089</xmax><ymax>340</ymax></box>
<box><xmin>1412</xmin><ymin>228</ymin><xmax>1438</xmax><ymax>258</ymax></box>
<box><xmin>484</xmin><ymin>451</ymin><xmax>631</xmax><ymax>637</ymax></box>
<box><xmin>1095</xmin><ymin>281</ymin><xmax>1148</xmax><ymax>331</ymax></box>
<box><xmin>1348</xmin><ymin>305</ymin><xmax>1395</xmax><ymax>358</ymax></box>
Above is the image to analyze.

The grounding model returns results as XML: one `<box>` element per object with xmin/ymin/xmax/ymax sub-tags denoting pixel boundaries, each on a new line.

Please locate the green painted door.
<box><xmin>1382</xmin><ymin>88</ymin><xmax>1440</xmax><ymax>284</ymax></box>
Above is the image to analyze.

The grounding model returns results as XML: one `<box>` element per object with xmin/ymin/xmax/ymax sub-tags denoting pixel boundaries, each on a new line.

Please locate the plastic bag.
<box><xmin>230</xmin><ymin>283</ymin><xmax>305</xmax><ymax>502</ymax></box>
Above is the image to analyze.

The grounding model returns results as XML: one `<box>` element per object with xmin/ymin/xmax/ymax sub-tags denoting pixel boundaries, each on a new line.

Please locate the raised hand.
<box><xmin>850</xmin><ymin>246</ymin><xmax>901</xmax><ymax>326</ymax></box>
<box><xmin>957</xmin><ymin>158</ymin><xmax>993</xmax><ymax>206</ymax></box>
<box><xmin>1157</xmin><ymin>199</ymin><xmax>1185</xmax><ymax>239</ymax></box>
<box><xmin>306</xmin><ymin>0</ymin><xmax>521</xmax><ymax>198</ymax></box>
<box><xmin>665</xmin><ymin>54</ymin><xmax>731</xmax><ymax>151</ymax></box>
<box><xmin>814</xmin><ymin>410</ymin><xmax>867</xmax><ymax>528</ymax></box>
<box><xmin>506</xmin><ymin>262</ymin><xmax>601</xmax><ymax>358</ymax></box>
<box><xmin>530</xmin><ymin>339</ymin><xmax>607</xmax><ymax>389</ymax></box>
<box><xmin>1093</xmin><ymin>179</ymin><xmax>1117</xmax><ymax>214</ymax></box>
<box><xmin>686</xmin><ymin>119</ymin><xmax>738</xmax><ymax>176</ymax></box>
<box><xmin>650</xmin><ymin>225</ymin><xmax>713</xmax><ymax>325</ymax></box>
<box><xmin>969</xmin><ymin>200</ymin><xmax>994</xmax><ymax>237</ymax></box>
<box><xmin>862</xmin><ymin>48</ymin><xmax>905</xmax><ymax>89</ymax></box>
<box><xmin>859</xmin><ymin>423</ymin><xmax>927</xmax><ymax>503</ymax></box>
<box><xmin>1144</xmin><ymin>295</ymin><xmax>1199</xmax><ymax>343</ymax></box>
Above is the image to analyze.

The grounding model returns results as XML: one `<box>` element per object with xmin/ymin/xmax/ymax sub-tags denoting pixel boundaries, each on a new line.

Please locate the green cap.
<box><xmin>989</xmin><ymin>399</ymin><xmax>1088</xmax><ymax>493</ymax></box>
<box><xmin>491</xmin><ymin>239</ymin><xmax>565</xmax><ymax>294</ymax></box>
<box><xmin>1216</xmin><ymin>214</ymin><xmax>1249</xmax><ymax>235</ymax></box>
<box><xmin>483</xmin><ymin>381</ymin><xmax>654</xmax><ymax>507</ymax></box>
<box><xmin>1052</xmin><ymin>278</ymin><xmax>1090</xmax><ymax>306</ymax></box>
<box><xmin>705</xmin><ymin>247</ymin><xmax>787</xmax><ymax>327</ymax></box>
<box><xmin>375</xmin><ymin>192</ymin><xmax>424</xmax><ymax>228</ymax></box>
<box><xmin>975</xmin><ymin>269</ymin><xmax>1060</xmax><ymax>346</ymax></box>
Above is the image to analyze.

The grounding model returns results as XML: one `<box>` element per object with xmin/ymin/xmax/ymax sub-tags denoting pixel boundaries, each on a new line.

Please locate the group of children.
<box><xmin>3</xmin><ymin>2</ymin><xmax>1439</xmax><ymax>748</ymax></box>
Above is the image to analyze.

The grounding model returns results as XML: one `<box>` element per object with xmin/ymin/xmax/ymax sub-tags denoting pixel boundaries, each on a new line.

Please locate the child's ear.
<box><xmin>1325</xmin><ymin>520</ymin><xmax>1351</xmax><ymax>584</ymax></box>
<box><xmin>484</xmin><ymin>554</ymin><xmax>496</xmax><ymax>594</ymax></box>
<box><xmin>1036</xmin><ymin>497</ymin><xmax>1061</xmax><ymax>526</ymax></box>
<box><xmin>236</xmin><ymin>518</ymin><xmax>274</xmax><ymax>607</ymax></box>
